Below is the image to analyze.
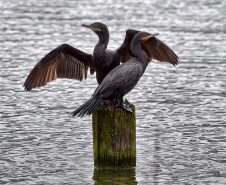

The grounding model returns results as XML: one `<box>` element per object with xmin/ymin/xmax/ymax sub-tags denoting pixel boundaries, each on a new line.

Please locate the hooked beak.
<box><xmin>81</xmin><ymin>24</ymin><xmax>101</xmax><ymax>32</ymax></box>
<box><xmin>81</xmin><ymin>24</ymin><xmax>92</xmax><ymax>29</ymax></box>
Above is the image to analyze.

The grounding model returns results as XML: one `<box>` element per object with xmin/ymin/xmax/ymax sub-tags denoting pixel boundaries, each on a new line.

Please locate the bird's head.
<box><xmin>130</xmin><ymin>32</ymin><xmax>159</xmax><ymax>52</ymax></box>
<box><xmin>82</xmin><ymin>22</ymin><xmax>109</xmax><ymax>38</ymax></box>
<box><xmin>135</xmin><ymin>32</ymin><xmax>159</xmax><ymax>42</ymax></box>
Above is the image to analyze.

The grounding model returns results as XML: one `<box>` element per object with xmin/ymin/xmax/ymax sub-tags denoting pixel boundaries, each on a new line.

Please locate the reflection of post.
<box><xmin>92</xmin><ymin>100</ymin><xmax>136</xmax><ymax>169</ymax></box>
<box><xmin>93</xmin><ymin>168</ymin><xmax>137</xmax><ymax>184</ymax></box>
<box><xmin>152</xmin><ymin>129</ymin><xmax>162</xmax><ymax>184</ymax></box>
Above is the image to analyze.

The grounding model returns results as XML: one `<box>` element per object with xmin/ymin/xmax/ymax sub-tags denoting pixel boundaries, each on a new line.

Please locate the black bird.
<box><xmin>72</xmin><ymin>32</ymin><xmax>159</xmax><ymax>117</ymax></box>
<box><xmin>23</xmin><ymin>22</ymin><xmax>178</xmax><ymax>91</ymax></box>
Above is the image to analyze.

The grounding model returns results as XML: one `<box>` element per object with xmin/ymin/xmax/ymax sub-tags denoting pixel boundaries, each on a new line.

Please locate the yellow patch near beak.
<box><xmin>142</xmin><ymin>36</ymin><xmax>151</xmax><ymax>40</ymax></box>
<box><xmin>93</xmin><ymin>28</ymin><xmax>99</xmax><ymax>32</ymax></box>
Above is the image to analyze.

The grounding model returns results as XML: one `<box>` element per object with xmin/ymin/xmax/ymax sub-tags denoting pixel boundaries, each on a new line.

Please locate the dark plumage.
<box><xmin>23</xmin><ymin>22</ymin><xmax>178</xmax><ymax>91</ymax></box>
<box><xmin>72</xmin><ymin>32</ymin><xmax>159</xmax><ymax>117</ymax></box>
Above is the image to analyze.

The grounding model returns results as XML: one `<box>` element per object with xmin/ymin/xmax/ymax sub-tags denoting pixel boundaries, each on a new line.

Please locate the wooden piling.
<box><xmin>92</xmin><ymin>100</ymin><xmax>136</xmax><ymax>169</ymax></box>
<box><xmin>93</xmin><ymin>168</ymin><xmax>137</xmax><ymax>184</ymax></box>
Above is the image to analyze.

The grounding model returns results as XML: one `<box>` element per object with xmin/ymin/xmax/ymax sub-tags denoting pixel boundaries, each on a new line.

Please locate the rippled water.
<box><xmin>1</xmin><ymin>0</ymin><xmax>226</xmax><ymax>184</ymax></box>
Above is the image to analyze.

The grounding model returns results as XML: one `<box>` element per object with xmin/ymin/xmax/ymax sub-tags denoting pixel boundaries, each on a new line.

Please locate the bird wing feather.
<box><xmin>141</xmin><ymin>37</ymin><xmax>179</xmax><ymax>66</ymax></box>
<box><xmin>116</xmin><ymin>29</ymin><xmax>140</xmax><ymax>63</ymax></box>
<box><xmin>116</xmin><ymin>29</ymin><xmax>178</xmax><ymax>65</ymax></box>
<box><xmin>24</xmin><ymin>44</ymin><xmax>94</xmax><ymax>91</ymax></box>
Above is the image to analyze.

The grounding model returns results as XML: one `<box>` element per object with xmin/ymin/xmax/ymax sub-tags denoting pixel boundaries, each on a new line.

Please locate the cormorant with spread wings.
<box><xmin>24</xmin><ymin>22</ymin><xmax>178</xmax><ymax>91</ymax></box>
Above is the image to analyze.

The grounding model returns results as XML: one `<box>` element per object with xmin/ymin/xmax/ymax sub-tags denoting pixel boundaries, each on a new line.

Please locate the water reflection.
<box><xmin>93</xmin><ymin>168</ymin><xmax>137</xmax><ymax>185</ymax></box>
<box><xmin>152</xmin><ymin>129</ymin><xmax>162</xmax><ymax>184</ymax></box>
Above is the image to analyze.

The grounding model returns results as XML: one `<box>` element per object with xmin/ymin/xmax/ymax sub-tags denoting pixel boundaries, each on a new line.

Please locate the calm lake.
<box><xmin>1</xmin><ymin>0</ymin><xmax>226</xmax><ymax>184</ymax></box>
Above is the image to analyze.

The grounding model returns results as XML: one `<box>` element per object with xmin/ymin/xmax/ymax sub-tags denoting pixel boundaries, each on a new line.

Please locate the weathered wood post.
<box><xmin>93</xmin><ymin>168</ymin><xmax>137</xmax><ymax>184</ymax></box>
<box><xmin>92</xmin><ymin>100</ymin><xmax>136</xmax><ymax>169</ymax></box>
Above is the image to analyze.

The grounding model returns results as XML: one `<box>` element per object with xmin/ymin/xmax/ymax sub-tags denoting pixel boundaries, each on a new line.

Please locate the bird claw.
<box><xmin>122</xmin><ymin>105</ymin><xmax>133</xmax><ymax>113</ymax></box>
<box><xmin>115</xmin><ymin>104</ymin><xmax>133</xmax><ymax>113</ymax></box>
<box><xmin>98</xmin><ymin>98</ymin><xmax>133</xmax><ymax>113</ymax></box>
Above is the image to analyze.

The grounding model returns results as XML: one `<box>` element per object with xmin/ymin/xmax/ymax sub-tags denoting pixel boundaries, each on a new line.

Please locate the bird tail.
<box><xmin>72</xmin><ymin>97</ymin><xmax>101</xmax><ymax>117</ymax></box>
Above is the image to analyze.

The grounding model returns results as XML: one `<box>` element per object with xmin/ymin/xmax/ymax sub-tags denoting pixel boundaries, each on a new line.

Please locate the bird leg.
<box><xmin>115</xmin><ymin>98</ymin><xmax>133</xmax><ymax>113</ymax></box>
<box><xmin>97</xmin><ymin>99</ymin><xmax>116</xmax><ymax>110</ymax></box>
<box><xmin>112</xmin><ymin>98</ymin><xmax>119</xmax><ymax>106</ymax></box>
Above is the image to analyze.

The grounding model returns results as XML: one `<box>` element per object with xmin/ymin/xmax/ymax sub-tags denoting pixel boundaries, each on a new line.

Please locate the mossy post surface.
<box><xmin>92</xmin><ymin>100</ymin><xmax>136</xmax><ymax>170</ymax></box>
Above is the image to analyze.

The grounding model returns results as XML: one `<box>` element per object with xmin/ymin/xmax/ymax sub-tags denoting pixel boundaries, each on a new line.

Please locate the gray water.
<box><xmin>1</xmin><ymin>0</ymin><xmax>226</xmax><ymax>184</ymax></box>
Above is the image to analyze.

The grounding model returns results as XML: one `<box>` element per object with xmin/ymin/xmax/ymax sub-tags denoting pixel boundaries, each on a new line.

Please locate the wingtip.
<box><xmin>71</xmin><ymin>112</ymin><xmax>76</xmax><ymax>117</ymax></box>
<box><xmin>171</xmin><ymin>60</ymin><xmax>178</xmax><ymax>66</ymax></box>
<box><xmin>174</xmin><ymin>56</ymin><xmax>179</xmax><ymax>66</ymax></box>
<box><xmin>23</xmin><ymin>84</ymin><xmax>31</xmax><ymax>91</ymax></box>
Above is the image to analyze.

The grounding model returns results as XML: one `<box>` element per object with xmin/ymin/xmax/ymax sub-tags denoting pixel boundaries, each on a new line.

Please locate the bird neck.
<box><xmin>96</xmin><ymin>39</ymin><xmax>108</xmax><ymax>50</ymax></box>
<box><xmin>93</xmin><ymin>34</ymin><xmax>109</xmax><ymax>61</ymax></box>
<box><xmin>94</xmin><ymin>34</ymin><xmax>109</xmax><ymax>57</ymax></box>
<box><xmin>130</xmin><ymin>42</ymin><xmax>148</xmax><ymax>67</ymax></box>
<box><xmin>97</xmin><ymin>31</ymin><xmax>109</xmax><ymax>49</ymax></box>
<box><xmin>94</xmin><ymin>41</ymin><xmax>108</xmax><ymax>57</ymax></box>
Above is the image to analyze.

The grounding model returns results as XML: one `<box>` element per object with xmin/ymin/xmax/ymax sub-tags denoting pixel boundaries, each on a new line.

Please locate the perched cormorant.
<box><xmin>72</xmin><ymin>32</ymin><xmax>159</xmax><ymax>117</ymax></box>
<box><xmin>23</xmin><ymin>22</ymin><xmax>178</xmax><ymax>91</ymax></box>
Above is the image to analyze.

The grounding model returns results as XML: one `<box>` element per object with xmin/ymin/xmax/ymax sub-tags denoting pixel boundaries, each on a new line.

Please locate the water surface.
<box><xmin>1</xmin><ymin>0</ymin><xmax>226</xmax><ymax>184</ymax></box>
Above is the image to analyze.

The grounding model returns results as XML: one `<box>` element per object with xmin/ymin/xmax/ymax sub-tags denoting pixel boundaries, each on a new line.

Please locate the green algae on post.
<box><xmin>92</xmin><ymin>100</ymin><xmax>136</xmax><ymax>169</ymax></box>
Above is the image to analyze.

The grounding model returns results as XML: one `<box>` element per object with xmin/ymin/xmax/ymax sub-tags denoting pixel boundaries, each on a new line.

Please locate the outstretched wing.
<box><xmin>24</xmin><ymin>44</ymin><xmax>94</xmax><ymax>91</ymax></box>
<box><xmin>116</xmin><ymin>29</ymin><xmax>140</xmax><ymax>63</ymax></box>
<box><xmin>116</xmin><ymin>29</ymin><xmax>178</xmax><ymax>65</ymax></box>
<box><xmin>141</xmin><ymin>37</ymin><xmax>178</xmax><ymax>66</ymax></box>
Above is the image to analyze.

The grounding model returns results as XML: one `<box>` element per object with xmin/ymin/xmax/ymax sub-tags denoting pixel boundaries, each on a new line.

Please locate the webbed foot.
<box><xmin>115</xmin><ymin>98</ymin><xmax>133</xmax><ymax>113</ymax></box>
<box><xmin>120</xmin><ymin>104</ymin><xmax>133</xmax><ymax>113</ymax></box>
